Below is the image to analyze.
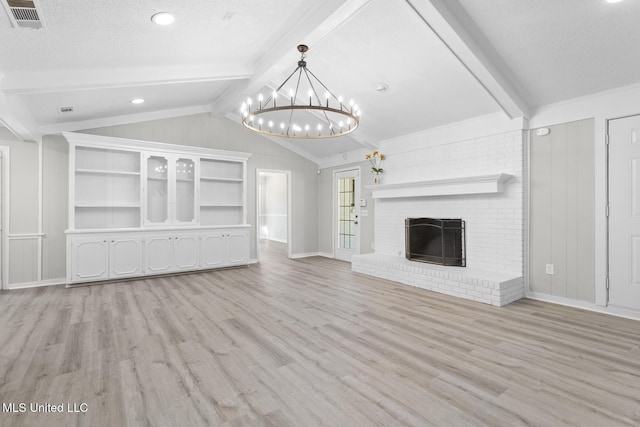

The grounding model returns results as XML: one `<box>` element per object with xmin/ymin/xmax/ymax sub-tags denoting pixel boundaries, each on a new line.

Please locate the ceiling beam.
<box><xmin>406</xmin><ymin>0</ymin><xmax>530</xmax><ymax>119</ymax></box>
<box><xmin>0</xmin><ymin>90</ymin><xmax>40</xmax><ymax>141</ymax></box>
<box><xmin>1</xmin><ymin>64</ymin><xmax>252</xmax><ymax>95</ymax></box>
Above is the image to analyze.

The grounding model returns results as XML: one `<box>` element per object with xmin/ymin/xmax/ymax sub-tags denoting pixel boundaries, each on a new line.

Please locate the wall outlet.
<box><xmin>545</xmin><ymin>264</ymin><xmax>554</xmax><ymax>275</ymax></box>
<box><xmin>361</xmin><ymin>209</ymin><xmax>369</xmax><ymax>217</ymax></box>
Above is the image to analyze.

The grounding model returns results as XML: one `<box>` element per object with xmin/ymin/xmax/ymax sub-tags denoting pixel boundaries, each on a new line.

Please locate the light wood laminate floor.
<box><xmin>1</xmin><ymin>241</ymin><xmax>639</xmax><ymax>426</ymax></box>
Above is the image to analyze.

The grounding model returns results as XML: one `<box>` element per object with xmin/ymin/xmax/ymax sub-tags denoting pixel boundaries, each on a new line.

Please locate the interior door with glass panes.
<box><xmin>335</xmin><ymin>169</ymin><xmax>360</xmax><ymax>262</ymax></box>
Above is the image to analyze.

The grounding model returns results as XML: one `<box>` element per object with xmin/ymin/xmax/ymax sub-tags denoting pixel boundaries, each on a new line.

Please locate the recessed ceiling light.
<box><xmin>130</xmin><ymin>98</ymin><xmax>145</xmax><ymax>105</ymax></box>
<box><xmin>605</xmin><ymin>0</ymin><xmax>623</xmax><ymax>3</ymax></box>
<box><xmin>151</xmin><ymin>12</ymin><xmax>175</xmax><ymax>25</ymax></box>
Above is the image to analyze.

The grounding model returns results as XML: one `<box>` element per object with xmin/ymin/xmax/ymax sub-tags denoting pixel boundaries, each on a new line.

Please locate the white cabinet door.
<box><xmin>201</xmin><ymin>233</ymin><xmax>226</xmax><ymax>268</ymax></box>
<box><xmin>110</xmin><ymin>237</ymin><xmax>143</xmax><ymax>278</ymax></box>
<box><xmin>145</xmin><ymin>235</ymin><xmax>174</xmax><ymax>274</ymax></box>
<box><xmin>70</xmin><ymin>237</ymin><xmax>109</xmax><ymax>282</ymax></box>
<box><xmin>174</xmin><ymin>234</ymin><xmax>199</xmax><ymax>270</ymax></box>
<box><xmin>227</xmin><ymin>231</ymin><xmax>249</xmax><ymax>264</ymax></box>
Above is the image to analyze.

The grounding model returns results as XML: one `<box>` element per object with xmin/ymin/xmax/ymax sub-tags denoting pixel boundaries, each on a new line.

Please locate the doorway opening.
<box><xmin>256</xmin><ymin>170</ymin><xmax>291</xmax><ymax>261</ymax></box>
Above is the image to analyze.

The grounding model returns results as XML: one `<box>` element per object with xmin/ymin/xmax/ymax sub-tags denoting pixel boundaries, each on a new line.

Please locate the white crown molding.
<box><xmin>1</xmin><ymin>64</ymin><xmax>252</xmax><ymax>95</ymax></box>
<box><xmin>38</xmin><ymin>105</ymin><xmax>212</xmax><ymax>135</ymax></box>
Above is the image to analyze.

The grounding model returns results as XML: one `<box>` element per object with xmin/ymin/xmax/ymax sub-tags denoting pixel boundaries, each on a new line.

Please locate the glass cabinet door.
<box><xmin>146</xmin><ymin>155</ymin><xmax>169</xmax><ymax>224</ymax></box>
<box><xmin>175</xmin><ymin>157</ymin><xmax>196</xmax><ymax>223</ymax></box>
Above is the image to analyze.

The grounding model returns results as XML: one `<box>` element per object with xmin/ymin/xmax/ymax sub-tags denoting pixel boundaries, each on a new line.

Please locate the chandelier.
<box><xmin>240</xmin><ymin>44</ymin><xmax>361</xmax><ymax>139</ymax></box>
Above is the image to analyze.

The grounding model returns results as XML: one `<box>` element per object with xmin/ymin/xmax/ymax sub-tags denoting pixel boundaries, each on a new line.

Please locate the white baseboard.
<box><xmin>7</xmin><ymin>277</ymin><xmax>66</xmax><ymax>290</ymax></box>
<box><xmin>526</xmin><ymin>291</ymin><xmax>640</xmax><ymax>321</ymax></box>
<box><xmin>289</xmin><ymin>252</ymin><xmax>321</xmax><ymax>259</ymax></box>
<box><xmin>260</xmin><ymin>237</ymin><xmax>287</xmax><ymax>243</ymax></box>
<box><xmin>318</xmin><ymin>252</ymin><xmax>334</xmax><ymax>259</ymax></box>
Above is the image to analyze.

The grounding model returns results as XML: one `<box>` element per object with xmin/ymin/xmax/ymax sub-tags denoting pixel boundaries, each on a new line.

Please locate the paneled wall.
<box><xmin>0</xmin><ymin>128</ymin><xmax>42</xmax><ymax>287</ymax></box>
<box><xmin>529</xmin><ymin>118</ymin><xmax>595</xmax><ymax>302</ymax></box>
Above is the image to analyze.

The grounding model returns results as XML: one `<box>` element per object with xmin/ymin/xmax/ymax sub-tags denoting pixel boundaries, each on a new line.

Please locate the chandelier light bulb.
<box><xmin>317</xmin><ymin>124</ymin><xmax>323</xmax><ymax>131</ymax></box>
<box><xmin>273</xmin><ymin>91</ymin><xmax>278</xmax><ymax>99</ymax></box>
<box><xmin>258</xmin><ymin>118</ymin><xmax>263</xmax><ymax>125</ymax></box>
<box><xmin>305</xmin><ymin>124</ymin><xmax>310</xmax><ymax>131</ymax></box>
<box><xmin>280</xmin><ymin>123</ymin><xmax>285</xmax><ymax>129</ymax></box>
<box><xmin>258</xmin><ymin>94</ymin><xmax>263</xmax><ymax>102</ymax></box>
<box><xmin>349</xmin><ymin>99</ymin><xmax>354</xmax><ymax>106</ymax></box>
<box><xmin>247</xmin><ymin>97</ymin><xmax>252</xmax><ymax>105</ymax></box>
<box><xmin>268</xmin><ymin>121</ymin><xmax>274</xmax><ymax>128</ymax></box>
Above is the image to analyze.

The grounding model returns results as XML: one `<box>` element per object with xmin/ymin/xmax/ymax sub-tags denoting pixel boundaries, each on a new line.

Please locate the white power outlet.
<box><xmin>545</xmin><ymin>264</ymin><xmax>555</xmax><ymax>275</ymax></box>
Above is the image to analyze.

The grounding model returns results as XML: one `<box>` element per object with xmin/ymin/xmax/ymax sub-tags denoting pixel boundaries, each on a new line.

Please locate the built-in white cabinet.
<box><xmin>69</xmin><ymin>234</ymin><xmax>143</xmax><ymax>283</ymax></box>
<box><xmin>64</xmin><ymin>132</ymin><xmax>252</xmax><ymax>285</ymax></box>
<box><xmin>201</xmin><ymin>228</ymin><xmax>250</xmax><ymax>267</ymax></box>
<box><xmin>69</xmin><ymin>237</ymin><xmax>110</xmax><ymax>282</ymax></box>
<box><xmin>145</xmin><ymin>233</ymin><xmax>200</xmax><ymax>274</ymax></box>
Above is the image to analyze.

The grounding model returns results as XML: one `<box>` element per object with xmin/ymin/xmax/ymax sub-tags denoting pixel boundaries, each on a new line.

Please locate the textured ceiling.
<box><xmin>456</xmin><ymin>0</ymin><xmax>640</xmax><ymax>107</ymax></box>
<box><xmin>1</xmin><ymin>0</ymin><xmax>640</xmax><ymax>163</ymax></box>
<box><xmin>0</xmin><ymin>0</ymin><xmax>305</xmax><ymax>70</ymax></box>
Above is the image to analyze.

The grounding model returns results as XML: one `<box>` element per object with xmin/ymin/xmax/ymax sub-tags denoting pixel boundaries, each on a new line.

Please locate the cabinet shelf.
<box><xmin>76</xmin><ymin>169</ymin><xmax>140</xmax><ymax>176</ymax></box>
<box><xmin>76</xmin><ymin>204</ymin><xmax>140</xmax><ymax>208</ymax></box>
<box><xmin>200</xmin><ymin>176</ymin><xmax>243</xmax><ymax>182</ymax></box>
<box><xmin>200</xmin><ymin>204</ymin><xmax>243</xmax><ymax>208</ymax></box>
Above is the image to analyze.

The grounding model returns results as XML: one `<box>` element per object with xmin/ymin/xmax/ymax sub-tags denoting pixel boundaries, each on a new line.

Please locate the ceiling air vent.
<box><xmin>2</xmin><ymin>0</ymin><xmax>43</xmax><ymax>29</ymax></box>
<box><xmin>58</xmin><ymin>106</ymin><xmax>74</xmax><ymax>114</ymax></box>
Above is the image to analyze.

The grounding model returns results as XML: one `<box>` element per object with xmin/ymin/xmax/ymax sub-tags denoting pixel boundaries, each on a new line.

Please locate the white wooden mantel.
<box><xmin>366</xmin><ymin>174</ymin><xmax>513</xmax><ymax>199</ymax></box>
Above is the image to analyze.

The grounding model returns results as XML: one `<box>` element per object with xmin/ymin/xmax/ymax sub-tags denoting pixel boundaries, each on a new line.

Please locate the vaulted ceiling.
<box><xmin>1</xmin><ymin>0</ymin><xmax>639</xmax><ymax>164</ymax></box>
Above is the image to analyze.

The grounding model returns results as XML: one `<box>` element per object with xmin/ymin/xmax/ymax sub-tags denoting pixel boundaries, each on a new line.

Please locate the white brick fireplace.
<box><xmin>353</xmin><ymin>124</ymin><xmax>525</xmax><ymax>306</ymax></box>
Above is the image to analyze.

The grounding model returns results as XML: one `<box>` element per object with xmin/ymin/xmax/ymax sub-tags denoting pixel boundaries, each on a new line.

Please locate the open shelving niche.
<box><xmin>64</xmin><ymin>132</ymin><xmax>253</xmax><ymax>284</ymax></box>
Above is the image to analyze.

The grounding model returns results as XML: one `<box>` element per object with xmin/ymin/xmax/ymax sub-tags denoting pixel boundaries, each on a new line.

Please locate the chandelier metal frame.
<box><xmin>240</xmin><ymin>44</ymin><xmax>360</xmax><ymax>139</ymax></box>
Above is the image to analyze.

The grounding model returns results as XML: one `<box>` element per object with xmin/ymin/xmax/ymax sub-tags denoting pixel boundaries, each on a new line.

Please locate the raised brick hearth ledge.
<box><xmin>352</xmin><ymin>253</ymin><xmax>524</xmax><ymax>307</ymax></box>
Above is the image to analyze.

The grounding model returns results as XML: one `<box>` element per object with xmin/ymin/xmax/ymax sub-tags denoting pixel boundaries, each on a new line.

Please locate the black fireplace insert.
<box><xmin>405</xmin><ymin>218</ymin><xmax>466</xmax><ymax>267</ymax></box>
